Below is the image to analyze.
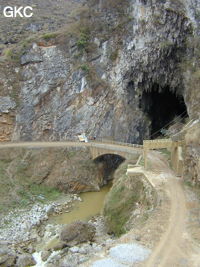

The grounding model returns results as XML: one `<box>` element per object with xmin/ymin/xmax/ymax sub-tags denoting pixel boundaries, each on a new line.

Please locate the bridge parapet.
<box><xmin>95</xmin><ymin>138</ymin><xmax>143</xmax><ymax>149</ymax></box>
<box><xmin>143</xmin><ymin>139</ymin><xmax>173</xmax><ymax>150</ymax></box>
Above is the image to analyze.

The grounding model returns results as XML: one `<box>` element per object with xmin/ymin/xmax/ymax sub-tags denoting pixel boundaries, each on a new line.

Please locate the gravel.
<box><xmin>0</xmin><ymin>195</ymin><xmax>76</xmax><ymax>243</ymax></box>
<box><xmin>109</xmin><ymin>243</ymin><xmax>151</xmax><ymax>264</ymax></box>
<box><xmin>91</xmin><ymin>258</ymin><xmax>127</xmax><ymax>267</ymax></box>
<box><xmin>0</xmin><ymin>203</ymin><xmax>54</xmax><ymax>242</ymax></box>
<box><xmin>91</xmin><ymin>243</ymin><xmax>151</xmax><ymax>267</ymax></box>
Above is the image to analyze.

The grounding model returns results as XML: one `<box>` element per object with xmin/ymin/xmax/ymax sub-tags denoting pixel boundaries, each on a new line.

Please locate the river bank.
<box><xmin>0</xmin><ymin>184</ymin><xmax>114</xmax><ymax>266</ymax></box>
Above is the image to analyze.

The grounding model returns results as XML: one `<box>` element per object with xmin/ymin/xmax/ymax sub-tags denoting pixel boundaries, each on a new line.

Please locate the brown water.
<box><xmin>39</xmin><ymin>183</ymin><xmax>112</xmax><ymax>251</ymax></box>
<box><xmin>50</xmin><ymin>182</ymin><xmax>112</xmax><ymax>225</ymax></box>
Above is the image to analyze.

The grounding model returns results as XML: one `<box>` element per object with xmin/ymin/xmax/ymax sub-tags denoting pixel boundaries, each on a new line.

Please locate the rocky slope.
<box><xmin>103</xmin><ymin>161</ymin><xmax>156</xmax><ymax>236</ymax></box>
<box><xmin>0</xmin><ymin>146</ymin><xmax>108</xmax><ymax>213</ymax></box>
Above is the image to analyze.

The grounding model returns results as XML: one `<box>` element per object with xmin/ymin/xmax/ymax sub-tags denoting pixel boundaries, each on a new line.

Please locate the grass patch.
<box><xmin>0</xmin><ymin>155</ymin><xmax>62</xmax><ymax>212</ymax></box>
<box><xmin>159</xmin><ymin>40</ymin><xmax>174</xmax><ymax>50</ymax></box>
<box><xmin>77</xmin><ymin>32</ymin><xmax>90</xmax><ymax>50</ymax></box>
<box><xmin>17</xmin><ymin>184</ymin><xmax>61</xmax><ymax>206</ymax></box>
<box><xmin>80</xmin><ymin>64</ymin><xmax>90</xmax><ymax>73</ymax></box>
<box><xmin>42</xmin><ymin>32</ymin><xmax>58</xmax><ymax>41</ymax></box>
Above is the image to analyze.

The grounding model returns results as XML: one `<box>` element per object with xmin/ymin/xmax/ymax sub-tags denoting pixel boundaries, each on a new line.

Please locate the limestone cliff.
<box><xmin>14</xmin><ymin>0</ymin><xmax>191</xmax><ymax>142</ymax></box>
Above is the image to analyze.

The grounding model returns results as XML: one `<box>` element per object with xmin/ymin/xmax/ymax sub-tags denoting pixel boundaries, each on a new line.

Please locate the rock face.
<box><xmin>7</xmin><ymin>0</ymin><xmax>197</xmax><ymax>143</ymax></box>
<box><xmin>0</xmin><ymin>97</ymin><xmax>16</xmax><ymax>142</ymax></box>
<box><xmin>60</xmin><ymin>221</ymin><xmax>96</xmax><ymax>246</ymax></box>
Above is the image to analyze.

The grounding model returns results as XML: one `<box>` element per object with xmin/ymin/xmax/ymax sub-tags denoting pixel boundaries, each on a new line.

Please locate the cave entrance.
<box><xmin>140</xmin><ymin>84</ymin><xmax>188</xmax><ymax>138</ymax></box>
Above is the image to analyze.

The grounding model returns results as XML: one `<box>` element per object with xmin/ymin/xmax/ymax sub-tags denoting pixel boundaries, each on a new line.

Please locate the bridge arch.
<box><xmin>89</xmin><ymin>146</ymin><xmax>130</xmax><ymax>160</ymax></box>
<box><xmin>93</xmin><ymin>154</ymin><xmax>125</xmax><ymax>184</ymax></box>
<box><xmin>93</xmin><ymin>153</ymin><xmax>126</xmax><ymax>162</ymax></box>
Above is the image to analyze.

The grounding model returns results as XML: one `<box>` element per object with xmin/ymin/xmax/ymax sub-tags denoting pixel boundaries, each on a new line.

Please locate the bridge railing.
<box><xmin>92</xmin><ymin>138</ymin><xmax>143</xmax><ymax>149</ymax></box>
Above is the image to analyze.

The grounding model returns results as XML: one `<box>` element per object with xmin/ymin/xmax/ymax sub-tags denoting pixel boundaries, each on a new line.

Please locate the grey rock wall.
<box><xmin>11</xmin><ymin>0</ymin><xmax>200</xmax><ymax>142</ymax></box>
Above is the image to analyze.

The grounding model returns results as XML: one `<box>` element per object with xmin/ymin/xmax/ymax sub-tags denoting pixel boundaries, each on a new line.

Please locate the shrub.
<box><xmin>77</xmin><ymin>32</ymin><xmax>90</xmax><ymax>50</ymax></box>
<box><xmin>80</xmin><ymin>64</ymin><xmax>90</xmax><ymax>73</ymax></box>
<box><xmin>42</xmin><ymin>32</ymin><xmax>58</xmax><ymax>41</ymax></box>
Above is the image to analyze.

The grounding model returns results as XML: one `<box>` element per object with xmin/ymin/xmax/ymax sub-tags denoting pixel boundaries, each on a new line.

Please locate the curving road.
<box><xmin>144</xmin><ymin>151</ymin><xmax>199</xmax><ymax>267</ymax></box>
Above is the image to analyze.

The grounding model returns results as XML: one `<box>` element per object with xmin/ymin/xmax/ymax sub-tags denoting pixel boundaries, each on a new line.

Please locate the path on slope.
<box><xmin>144</xmin><ymin>151</ymin><xmax>199</xmax><ymax>267</ymax></box>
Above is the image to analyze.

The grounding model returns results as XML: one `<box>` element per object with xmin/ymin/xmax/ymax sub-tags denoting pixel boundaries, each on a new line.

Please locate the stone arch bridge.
<box><xmin>0</xmin><ymin>139</ymin><xmax>184</xmax><ymax>176</ymax></box>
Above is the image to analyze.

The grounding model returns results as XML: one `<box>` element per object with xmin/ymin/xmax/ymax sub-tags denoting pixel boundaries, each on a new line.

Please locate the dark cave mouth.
<box><xmin>140</xmin><ymin>85</ymin><xmax>188</xmax><ymax>138</ymax></box>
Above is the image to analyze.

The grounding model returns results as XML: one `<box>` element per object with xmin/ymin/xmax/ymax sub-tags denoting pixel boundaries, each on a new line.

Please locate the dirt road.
<box><xmin>146</xmin><ymin>178</ymin><xmax>187</xmax><ymax>266</ymax></box>
<box><xmin>143</xmin><ymin>151</ymin><xmax>200</xmax><ymax>267</ymax></box>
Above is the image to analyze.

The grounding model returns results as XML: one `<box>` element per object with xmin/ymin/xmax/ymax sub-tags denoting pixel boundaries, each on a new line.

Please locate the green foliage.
<box><xmin>103</xmin><ymin>159</ymin><xmax>157</xmax><ymax>236</ymax></box>
<box><xmin>77</xmin><ymin>32</ymin><xmax>90</xmax><ymax>50</ymax></box>
<box><xmin>195</xmin><ymin>10</ymin><xmax>200</xmax><ymax>21</ymax></box>
<box><xmin>80</xmin><ymin>64</ymin><xmax>90</xmax><ymax>73</ymax></box>
<box><xmin>2</xmin><ymin>47</ymin><xmax>22</xmax><ymax>63</ymax></box>
<box><xmin>42</xmin><ymin>32</ymin><xmax>58</xmax><ymax>41</ymax></box>
<box><xmin>0</xmin><ymin>155</ymin><xmax>62</xmax><ymax>212</ymax></box>
<box><xmin>18</xmin><ymin>184</ymin><xmax>61</xmax><ymax>205</ymax></box>
<box><xmin>3</xmin><ymin>49</ymin><xmax>13</xmax><ymax>59</ymax></box>
<box><xmin>104</xmin><ymin>176</ymin><xmax>142</xmax><ymax>236</ymax></box>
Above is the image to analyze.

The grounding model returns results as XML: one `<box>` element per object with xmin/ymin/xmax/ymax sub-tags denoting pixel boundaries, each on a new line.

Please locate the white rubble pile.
<box><xmin>0</xmin><ymin>195</ymin><xmax>78</xmax><ymax>243</ymax></box>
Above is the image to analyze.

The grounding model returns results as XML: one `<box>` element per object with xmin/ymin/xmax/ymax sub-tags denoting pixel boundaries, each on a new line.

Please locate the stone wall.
<box><xmin>184</xmin><ymin>123</ymin><xmax>200</xmax><ymax>186</ymax></box>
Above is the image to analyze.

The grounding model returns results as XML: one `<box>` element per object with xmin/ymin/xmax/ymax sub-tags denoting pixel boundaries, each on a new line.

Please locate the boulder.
<box><xmin>0</xmin><ymin>248</ymin><xmax>16</xmax><ymax>266</ymax></box>
<box><xmin>52</xmin><ymin>241</ymin><xmax>66</xmax><ymax>251</ymax></box>
<box><xmin>60</xmin><ymin>221</ymin><xmax>95</xmax><ymax>246</ymax></box>
<box><xmin>41</xmin><ymin>250</ymin><xmax>51</xmax><ymax>261</ymax></box>
<box><xmin>16</xmin><ymin>253</ymin><xmax>36</xmax><ymax>267</ymax></box>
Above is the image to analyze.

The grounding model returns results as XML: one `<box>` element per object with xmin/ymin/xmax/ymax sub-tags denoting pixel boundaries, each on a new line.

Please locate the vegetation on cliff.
<box><xmin>103</xmin><ymin>162</ymin><xmax>156</xmax><ymax>236</ymax></box>
<box><xmin>0</xmin><ymin>147</ymin><xmax>100</xmax><ymax>213</ymax></box>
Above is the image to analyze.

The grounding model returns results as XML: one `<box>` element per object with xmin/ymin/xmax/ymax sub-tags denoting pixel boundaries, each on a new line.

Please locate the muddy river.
<box><xmin>50</xmin><ymin>182</ymin><xmax>112</xmax><ymax>225</ymax></box>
